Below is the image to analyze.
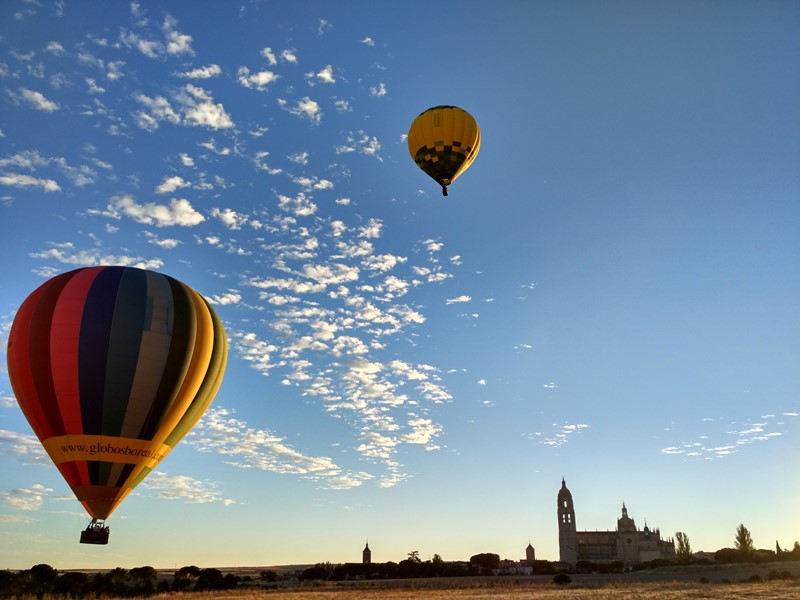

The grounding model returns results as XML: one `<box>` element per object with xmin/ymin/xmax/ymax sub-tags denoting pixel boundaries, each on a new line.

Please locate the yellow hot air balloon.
<box><xmin>407</xmin><ymin>105</ymin><xmax>481</xmax><ymax>196</ymax></box>
<box><xmin>6</xmin><ymin>266</ymin><xmax>227</xmax><ymax>544</ymax></box>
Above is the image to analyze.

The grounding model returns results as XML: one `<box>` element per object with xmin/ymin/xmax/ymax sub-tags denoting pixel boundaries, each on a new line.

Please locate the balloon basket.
<box><xmin>80</xmin><ymin>521</ymin><xmax>110</xmax><ymax>545</ymax></box>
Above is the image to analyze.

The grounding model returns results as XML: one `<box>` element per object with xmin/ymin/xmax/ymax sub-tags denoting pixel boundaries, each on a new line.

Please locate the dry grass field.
<box><xmin>93</xmin><ymin>579</ymin><xmax>800</xmax><ymax>600</ymax></box>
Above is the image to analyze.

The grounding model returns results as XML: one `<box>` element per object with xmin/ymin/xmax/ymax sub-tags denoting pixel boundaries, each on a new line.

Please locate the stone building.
<box><xmin>557</xmin><ymin>478</ymin><xmax>675</xmax><ymax>567</ymax></box>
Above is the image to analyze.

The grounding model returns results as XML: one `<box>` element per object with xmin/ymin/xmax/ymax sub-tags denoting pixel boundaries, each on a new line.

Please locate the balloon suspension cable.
<box><xmin>441</xmin><ymin>184</ymin><xmax>448</xmax><ymax>196</ymax></box>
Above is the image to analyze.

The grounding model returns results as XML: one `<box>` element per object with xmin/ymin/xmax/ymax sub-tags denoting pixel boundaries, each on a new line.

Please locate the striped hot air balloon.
<box><xmin>407</xmin><ymin>105</ymin><xmax>481</xmax><ymax>196</ymax></box>
<box><xmin>6</xmin><ymin>266</ymin><xmax>227</xmax><ymax>544</ymax></box>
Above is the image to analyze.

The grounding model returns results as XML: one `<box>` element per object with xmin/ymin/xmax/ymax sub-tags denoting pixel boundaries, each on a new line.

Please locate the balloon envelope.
<box><xmin>407</xmin><ymin>105</ymin><xmax>481</xmax><ymax>195</ymax></box>
<box><xmin>7</xmin><ymin>266</ymin><xmax>227</xmax><ymax>520</ymax></box>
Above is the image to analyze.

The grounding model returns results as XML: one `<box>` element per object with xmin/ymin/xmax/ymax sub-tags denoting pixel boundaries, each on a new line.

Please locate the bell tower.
<box><xmin>362</xmin><ymin>541</ymin><xmax>371</xmax><ymax>564</ymax></box>
<box><xmin>557</xmin><ymin>478</ymin><xmax>578</xmax><ymax>566</ymax></box>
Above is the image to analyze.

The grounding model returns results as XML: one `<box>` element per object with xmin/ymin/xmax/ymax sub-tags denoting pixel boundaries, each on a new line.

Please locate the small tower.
<box><xmin>557</xmin><ymin>478</ymin><xmax>578</xmax><ymax>567</ymax></box>
<box><xmin>525</xmin><ymin>542</ymin><xmax>536</xmax><ymax>565</ymax></box>
<box><xmin>362</xmin><ymin>541</ymin><xmax>371</xmax><ymax>564</ymax></box>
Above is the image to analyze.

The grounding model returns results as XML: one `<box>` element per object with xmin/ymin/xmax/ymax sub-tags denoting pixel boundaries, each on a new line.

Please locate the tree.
<box><xmin>130</xmin><ymin>566</ymin><xmax>157</xmax><ymax>595</ymax></box>
<box><xmin>469</xmin><ymin>553</ymin><xmax>500</xmax><ymax>574</ymax></box>
<box><xmin>734</xmin><ymin>524</ymin><xmax>755</xmax><ymax>558</ymax></box>
<box><xmin>407</xmin><ymin>550</ymin><xmax>421</xmax><ymax>563</ymax></box>
<box><xmin>675</xmin><ymin>531</ymin><xmax>693</xmax><ymax>564</ymax></box>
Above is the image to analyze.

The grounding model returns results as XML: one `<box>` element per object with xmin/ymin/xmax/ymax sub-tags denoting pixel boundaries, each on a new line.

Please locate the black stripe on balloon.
<box><xmin>113</xmin><ymin>463</ymin><xmax>135</xmax><ymax>489</ymax></box>
<box><xmin>79</xmin><ymin>267</ymin><xmax>124</xmax><ymax>436</ymax></box>
<box><xmin>101</xmin><ymin>268</ymin><xmax>147</xmax><ymax>436</ymax></box>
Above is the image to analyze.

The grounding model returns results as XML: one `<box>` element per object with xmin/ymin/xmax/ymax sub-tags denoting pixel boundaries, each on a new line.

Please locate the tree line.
<box><xmin>2</xmin><ymin>525</ymin><xmax>798</xmax><ymax>597</ymax></box>
<box><xmin>673</xmin><ymin>525</ymin><xmax>800</xmax><ymax>565</ymax></box>
<box><xmin>0</xmin><ymin>565</ymin><xmax>239</xmax><ymax>598</ymax></box>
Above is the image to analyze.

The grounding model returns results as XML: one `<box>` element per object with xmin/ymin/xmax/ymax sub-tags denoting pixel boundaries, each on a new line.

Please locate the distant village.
<box><xmin>3</xmin><ymin>478</ymin><xmax>799</xmax><ymax>596</ymax></box>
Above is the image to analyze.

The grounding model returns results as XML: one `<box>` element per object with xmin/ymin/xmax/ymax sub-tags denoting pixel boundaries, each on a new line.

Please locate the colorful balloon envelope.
<box><xmin>6</xmin><ymin>266</ymin><xmax>227</xmax><ymax>539</ymax></box>
<box><xmin>407</xmin><ymin>105</ymin><xmax>481</xmax><ymax>196</ymax></box>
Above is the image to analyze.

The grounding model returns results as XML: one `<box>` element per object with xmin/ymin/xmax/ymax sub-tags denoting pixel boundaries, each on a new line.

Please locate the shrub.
<box><xmin>552</xmin><ymin>573</ymin><xmax>571</xmax><ymax>585</ymax></box>
<box><xmin>767</xmin><ymin>570</ymin><xmax>793</xmax><ymax>580</ymax></box>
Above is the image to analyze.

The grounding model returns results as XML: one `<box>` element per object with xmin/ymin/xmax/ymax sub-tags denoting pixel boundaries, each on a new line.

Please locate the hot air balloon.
<box><xmin>6</xmin><ymin>266</ymin><xmax>227</xmax><ymax>544</ymax></box>
<box><xmin>407</xmin><ymin>105</ymin><xmax>481</xmax><ymax>196</ymax></box>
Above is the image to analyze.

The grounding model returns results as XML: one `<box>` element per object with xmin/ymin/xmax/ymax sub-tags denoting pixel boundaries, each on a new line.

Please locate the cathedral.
<box><xmin>557</xmin><ymin>478</ymin><xmax>675</xmax><ymax>567</ymax></box>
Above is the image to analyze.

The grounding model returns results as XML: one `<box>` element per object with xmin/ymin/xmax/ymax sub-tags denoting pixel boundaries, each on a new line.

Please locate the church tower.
<box><xmin>362</xmin><ymin>541</ymin><xmax>371</xmax><ymax>564</ymax></box>
<box><xmin>557</xmin><ymin>478</ymin><xmax>578</xmax><ymax>566</ymax></box>
<box><xmin>525</xmin><ymin>542</ymin><xmax>536</xmax><ymax>565</ymax></box>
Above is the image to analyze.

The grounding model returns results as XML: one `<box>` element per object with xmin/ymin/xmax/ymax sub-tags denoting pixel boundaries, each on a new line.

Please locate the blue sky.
<box><xmin>1</xmin><ymin>0</ymin><xmax>798</xmax><ymax>570</ymax></box>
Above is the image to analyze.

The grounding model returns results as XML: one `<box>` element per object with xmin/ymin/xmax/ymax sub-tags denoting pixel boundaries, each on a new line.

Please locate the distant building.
<box><xmin>557</xmin><ymin>478</ymin><xmax>675</xmax><ymax>567</ymax></box>
<box><xmin>362</xmin><ymin>541</ymin><xmax>371</xmax><ymax>564</ymax></box>
<box><xmin>525</xmin><ymin>542</ymin><xmax>536</xmax><ymax>564</ymax></box>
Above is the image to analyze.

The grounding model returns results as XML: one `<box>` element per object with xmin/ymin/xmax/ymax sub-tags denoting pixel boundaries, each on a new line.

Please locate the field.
<box><xmin>100</xmin><ymin>579</ymin><xmax>800</xmax><ymax>599</ymax></box>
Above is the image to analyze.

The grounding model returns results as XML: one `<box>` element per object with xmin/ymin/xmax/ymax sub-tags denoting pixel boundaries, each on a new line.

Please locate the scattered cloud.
<box><xmin>140</xmin><ymin>471</ymin><xmax>234</xmax><ymax>505</ymax></box>
<box><xmin>279</xmin><ymin>96</ymin><xmax>322</xmax><ymax>124</ymax></box>
<box><xmin>531</xmin><ymin>423</ymin><xmax>590</xmax><ymax>448</ymax></box>
<box><xmin>135</xmin><ymin>85</ymin><xmax>233</xmax><ymax>130</ymax></box>
<box><xmin>191</xmin><ymin>407</ymin><xmax>372</xmax><ymax>490</ymax></box>
<box><xmin>370</xmin><ymin>82</ymin><xmax>387</xmax><ymax>98</ymax></box>
<box><xmin>2</xmin><ymin>484</ymin><xmax>53</xmax><ymax>511</ymax></box>
<box><xmin>29</xmin><ymin>242</ymin><xmax>164</xmax><ymax>270</ymax></box>
<box><xmin>661</xmin><ymin>412</ymin><xmax>797</xmax><ymax>460</ymax></box>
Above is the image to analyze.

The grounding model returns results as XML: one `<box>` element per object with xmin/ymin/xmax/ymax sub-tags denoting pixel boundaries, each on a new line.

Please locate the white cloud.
<box><xmin>370</xmin><ymin>82</ymin><xmax>388</xmax><ymax>98</ymax></box>
<box><xmin>307</xmin><ymin>64</ymin><xmax>335</xmax><ymax>85</ymax></box>
<box><xmin>210</xmin><ymin>207</ymin><xmax>249</xmax><ymax>230</ymax></box>
<box><xmin>17</xmin><ymin>88</ymin><xmax>59</xmax><ymax>112</ymax></box>
<box><xmin>361</xmin><ymin>36</ymin><xmax>375</xmax><ymax>46</ymax></box>
<box><xmin>208</xmin><ymin>290</ymin><xmax>242</xmax><ymax>306</ymax></box>
<box><xmin>144</xmin><ymin>231</ymin><xmax>181</xmax><ymax>248</ymax></box>
<box><xmin>177</xmin><ymin>84</ymin><xmax>233</xmax><ymax>129</ymax></box>
<box><xmin>119</xmin><ymin>14</ymin><xmax>194</xmax><ymax>58</ymax></box>
<box><xmin>288</xmin><ymin>151</ymin><xmax>309</xmax><ymax>165</ymax></box>
<box><xmin>135</xmin><ymin>85</ymin><xmax>233</xmax><ymax>130</ymax></box>
<box><xmin>280</xmin><ymin>96</ymin><xmax>322</xmax><ymax>124</ymax></box>
<box><xmin>0</xmin><ymin>429</ymin><xmax>50</xmax><ymax>465</ymax></box>
<box><xmin>134</xmin><ymin>93</ymin><xmax>180</xmax><ymax>130</ymax></box>
<box><xmin>0</xmin><ymin>173</ymin><xmax>60</xmax><ymax>192</ymax></box>
<box><xmin>276</xmin><ymin>191</ymin><xmax>317</xmax><ymax>216</ymax></box>
<box><xmin>46</xmin><ymin>41</ymin><xmax>65</xmax><ymax>54</ymax></box>
<box><xmin>539</xmin><ymin>423</ymin><xmax>590</xmax><ymax>447</ymax></box>
<box><xmin>29</xmin><ymin>243</ymin><xmax>164</xmax><ymax>270</ymax></box>
<box><xmin>261</xmin><ymin>47</ymin><xmax>277</xmax><ymax>65</ymax></box>
<box><xmin>163</xmin><ymin>16</ymin><xmax>194</xmax><ymax>55</ymax></box>
<box><xmin>336</xmin><ymin>131</ymin><xmax>382</xmax><ymax>160</ymax></box>
<box><xmin>2</xmin><ymin>484</ymin><xmax>53</xmax><ymax>511</ymax></box>
<box><xmin>178</xmin><ymin>64</ymin><xmax>221</xmax><ymax>79</ymax></box>
<box><xmin>103</xmin><ymin>194</ymin><xmax>205</xmax><ymax>227</ymax></box>
<box><xmin>141</xmin><ymin>471</ymin><xmax>233</xmax><ymax>505</ymax></box>
<box><xmin>446</xmin><ymin>295</ymin><xmax>471</xmax><ymax>305</ymax></box>
<box><xmin>661</xmin><ymin>412</ymin><xmax>797</xmax><ymax>460</ymax></box>
<box><xmin>191</xmin><ymin>407</ymin><xmax>371</xmax><ymax>490</ymax></box>
<box><xmin>155</xmin><ymin>175</ymin><xmax>190</xmax><ymax>194</ymax></box>
<box><xmin>237</xmin><ymin>66</ymin><xmax>279</xmax><ymax>90</ymax></box>
<box><xmin>281</xmin><ymin>49</ymin><xmax>298</xmax><ymax>63</ymax></box>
